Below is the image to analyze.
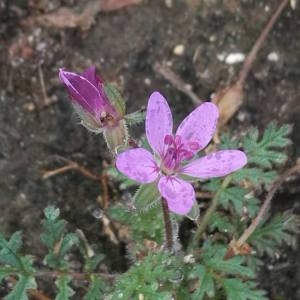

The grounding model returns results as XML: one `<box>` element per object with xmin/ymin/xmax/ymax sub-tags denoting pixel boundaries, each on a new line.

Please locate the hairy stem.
<box><xmin>236</xmin><ymin>163</ymin><xmax>300</xmax><ymax>246</ymax></box>
<box><xmin>191</xmin><ymin>176</ymin><xmax>232</xmax><ymax>248</ymax></box>
<box><xmin>161</xmin><ymin>197</ymin><xmax>173</xmax><ymax>250</ymax></box>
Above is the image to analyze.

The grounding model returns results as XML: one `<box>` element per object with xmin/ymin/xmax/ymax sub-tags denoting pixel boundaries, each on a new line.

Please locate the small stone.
<box><xmin>23</xmin><ymin>102</ymin><xmax>35</xmax><ymax>112</ymax></box>
<box><xmin>144</xmin><ymin>77</ymin><xmax>151</xmax><ymax>86</ymax></box>
<box><xmin>209</xmin><ymin>35</ymin><xmax>217</xmax><ymax>43</ymax></box>
<box><xmin>173</xmin><ymin>44</ymin><xmax>185</xmax><ymax>56</ymax></box>
<box><xmin>165</xmin><ymin>0</ymin><xmax>173</xmax><ymax>8</ymax></box>
<box><xmin>267</xmin><ymin>52</ymin><xmax>279</xmax><ymax>62</ymax></box>
<box><xmin>225</xmin><ymin>52</ymin><xmax>245</xmax><ymax>64</ymax></box>
<box><xmin>217</xmin><ymin>53</ymin><xmax>226</xmax><ymax>62</ymax></box>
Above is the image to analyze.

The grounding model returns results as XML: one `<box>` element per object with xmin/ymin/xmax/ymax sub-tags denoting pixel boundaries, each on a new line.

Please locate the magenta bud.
<box><xmin>59</xmin><ymin>66</ymin><xmax>128</xmax><ymax>151</ymax></box>
<box><xmin>59</xmin><ymin>66</ymin><xmax>122</xmax><ymax>131</ymax></box>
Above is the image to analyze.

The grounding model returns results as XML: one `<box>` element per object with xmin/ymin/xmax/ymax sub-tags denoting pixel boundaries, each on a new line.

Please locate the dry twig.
<box><xmin>225</xmin><ymin>163</ymin><xmax>300</xmax><ymax>259</ymax></box>
<box><xmin>153</xmin><ymin>62</ymin><xmax>202</xmax><ymax>106</ymax></box>
<box><xmin>42</xmin><ymin>159</ymin><xmax>99</xmax><ymax>181</ymax></box>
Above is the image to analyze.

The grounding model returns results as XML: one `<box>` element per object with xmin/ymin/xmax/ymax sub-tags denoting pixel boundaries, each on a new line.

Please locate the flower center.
<box><xmin>100</xmin><ymin>111</ymin><xmax>117</xmax><ymax>127</ymax></box>
<box><xmin>161</xmin><ymin>134</ymin><xmax>200</xmax><ymax>174</ymax></box>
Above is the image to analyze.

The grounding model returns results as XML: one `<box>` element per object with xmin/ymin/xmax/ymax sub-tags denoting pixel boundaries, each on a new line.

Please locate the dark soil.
<box><xmin>0</xmin><ymin>0</ymin><xmax>299</xmax><ymax>299</ymax></box>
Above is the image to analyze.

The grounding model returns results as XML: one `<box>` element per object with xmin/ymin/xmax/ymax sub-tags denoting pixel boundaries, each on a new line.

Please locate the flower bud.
<box><xmin>59</xmin><ymin>66</ymin><xmax>128</xmax><ymax>152</ymax></box>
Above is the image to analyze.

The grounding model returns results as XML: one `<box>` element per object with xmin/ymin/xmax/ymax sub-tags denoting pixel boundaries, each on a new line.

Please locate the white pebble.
<box><xmin>217</xmin><ymin>53</ymin><xmax>226</xmax><ymax>62</ymax></box>
<box><xmin>144</xmin><ymin>78</ymin><xmax>151</xmax><ymax>86</ymax></box>
<box><xmin>165</xmin><ymin>0</ymin><xmax>173</xmax><ymax>8</ymax></box>
<box><xmin>267</xmin><ymin>52</ymin><xmax>279</xmax><ymax>62</ymax></box>
<box><xmin>173</xmin><ymin>44</ymin><xmax>185</xmax><ymax>56</ymax></box>
<box><xmin>225</xmin><ymin>53</ymin><xmax>245</xmax><ymax>64</ymax></box>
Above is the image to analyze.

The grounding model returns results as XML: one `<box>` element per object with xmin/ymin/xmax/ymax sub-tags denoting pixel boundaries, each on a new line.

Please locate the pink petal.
<box><xmin>59</xmin><ymin>69</ymin><xmax>105</xmax><ymax>115</ymax></box>
<box><xmin>81</xmin><ymin>66</ymin><xmax>103</xmax><ymax>87</ymax></box>
<box><xmin>116</xmin><ymin>148</ymin><xmax>159</xmax><ymax>183</ymax></box>
<box><xmin>176</xmin><ymin>102</ymin><xmax>219</xmax><ymax>152</ymax></box>
<box><xmin>181</xmin><ymin>150</ymin><xmax>247</xmax><ymax>179</ymax></box>
<box><xmin>158</xmin><ymin>176</ymin><xmax>195</xmax><ymax>215</ymax></box>
<box><xmin>146</xmin><ymin>92</ymin><xmax>173</xmax><ymax>155</ymax></box>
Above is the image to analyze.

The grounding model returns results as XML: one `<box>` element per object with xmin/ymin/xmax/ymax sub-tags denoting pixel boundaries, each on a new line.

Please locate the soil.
<box><xmin>0</xmin><ymin>0</ymin><xmax>299</xmax><ymax>299</ymax></box>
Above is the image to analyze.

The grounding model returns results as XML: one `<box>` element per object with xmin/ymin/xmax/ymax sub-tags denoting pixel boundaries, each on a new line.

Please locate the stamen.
<box><xmin>174</xmin><ymin>135</ymin><xmax>182</xmax><ymax>145</ymax></box>
<box><xmin>164</xmin><ymin>134</ymin><xmax>173</xmax><ymax>145</ymax></box>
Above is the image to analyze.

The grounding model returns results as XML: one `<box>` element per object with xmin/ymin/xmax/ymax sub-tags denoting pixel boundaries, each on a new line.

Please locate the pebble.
<box><xmin>173</xmin><ymin>44</ymin><xmax>185</xmax><ymax>56</ymax></box>
<box><xmin>267</xmin><ymin>52</ymin><xmax>279</xmax><ymax>62</ymax></box>
<box><xmin>224</xmin><ymin>52</ymin><xmax>245</xmax><ymax>64</ymax></box>
<box><xmin>165</xmin><ymin>0</ymin><xmax>173</xmax><ymax>8</ymax></box>
<box><xmin>144</xmin><ymin>78</ymin><xmax>151</xmax><ymax>86</ymax></box>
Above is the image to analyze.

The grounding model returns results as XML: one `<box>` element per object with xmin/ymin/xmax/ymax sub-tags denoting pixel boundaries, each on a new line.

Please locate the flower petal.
<box><xmin>181</xmin><ymin>150</ymin><xmax>247</xmax><ymax>178</ymax></box>
<box><xmin>158</xmin><ymin>176</ymin><xmax>195</xmax><ymax>215</ymax></box>
<box><xmin>116</xmin><ymin>148</ymin><xmax>159</xmax><ymax>183</ymax></box>
<box><xmin>146</xmin><ymin>92</ymin><xmax>173</xmax><ymax>155</ymax></box>
<box><xmin>176</xmin><ymin>102</ymin><xmax>219</xmax><ymax>152</ymax></box>
<box><xmin>59</xmin><ymin>69</ymin><xmax>105</xmax><ymax>115</ymax></box>
<box><xmin>81</xmin><ymin>66</ymin><xmax>103</xmax><ymax>87</ymax></box>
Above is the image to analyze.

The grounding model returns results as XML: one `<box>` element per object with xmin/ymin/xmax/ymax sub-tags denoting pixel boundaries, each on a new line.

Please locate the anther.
<box><xmin>164</xmin><ymin>134</ymin><xmax>173</xmax><ymax>145</ymax></box>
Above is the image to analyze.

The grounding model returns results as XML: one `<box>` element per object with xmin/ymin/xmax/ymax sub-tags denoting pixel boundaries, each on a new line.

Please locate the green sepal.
<box><xmin>103</xmin><ymin>119</ymin><xmax>128</xmax><ymax>153</ymax></box>
<box><xmin>124</xmin><ymin>110</ymin><xmax>145</xmax><ymax>126</ymax></box>
<box><xmin>185</xmin><ymin>202</ymin><xmax>200</xmax><ymax>221</ymax></box>
<box><xmin>104</xmin><ymin>84</ymin><xmax>126</xmax><ymax>117</ymax></box>
<box><xmin>133</xmin><ymin>182</ymin><xmax>161</xmax><ymax>211</ymax></box>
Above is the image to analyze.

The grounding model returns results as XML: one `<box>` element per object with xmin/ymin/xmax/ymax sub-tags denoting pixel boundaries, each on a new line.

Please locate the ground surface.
<box><xmin>0</xmin><ymin>0</ymin><xmax>299</xmax><ymax>299</ymax></box>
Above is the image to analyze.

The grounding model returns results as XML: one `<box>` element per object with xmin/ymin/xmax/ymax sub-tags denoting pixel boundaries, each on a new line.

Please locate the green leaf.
<box><xmin>190</xmin><ymin>265</ymin><xmax>215</xmax><ymax>300</ymax></box>
<box><xmin>208</xmin><ymin>256</ymin><xmax>254</xmax><ymax>278</ymax></box>
<box><xmin>231</xmin><ymin>168</ymin><xmax>277</xmax><ymax>187</ymax></box>
<box><xmin>111</xmin><ymin>252</ymin><xmax>176</xmax><ymax>299</ymax></box>
<box><xmin>243</xmin><ymin>123</ymin><xmax>291</xmax><ymax>168</ymax></box>
<box><xmin>124</xmin><ymin>110</ymin><xmax>145</xmax><ymax>126</ymax></box>
<box><xmin>248</xmin><ymin>214</ymin><xmax>299</xmax><ymax>256</ymax></box>
<box><xmin>55</xmin><ymin>275</ymin><xmax>74</xmax><ymax>300</ymax></box>
<box><xmin>4</xmin><ymin>275</ymin><xmax>36</xmax><ymax>300</ymax></box>
<box><xmin>83</xmin><ymin>277</ymin><xmax>105</xmax><ymax>300</ymax></box>
<box><xmin>41</xmin><ymin>206</ymin><xmax>75</xmax><ymax>269</ymax></box>
<box><xmin>133</xmin><ymin>183</ymin><xmax>161</xmax><ymax>211</ymax></box>
<box><xmin>0</xmin><ymin>232</ymin><xmax>23</xmax><ymax>268</ymax></box>
<box><xmin>202</xmin><ymin>244</ymin><xmax>254</xmax><ymax>278</ymax></box>
<box><xmin>218</xmin><ymin>187</ymin><xmax>246</xmax><ymax>215</ymax></box>
<box><xmin>108</xmin><ymin>203</ymin><xmax>164</xmax><ymax>244</ymax></box>
<box><xmin>223</xmin><ymin>279</ymin><xmax>267</xmax><ymax>300</ymax></box>
<box><xmin>44</xmin><ymin>206</ymin><xmax>60</xmax><ymax>221</ymax></box>
<box><xmin>60</xmin><ymin>233</ymin><xmax>78</xmax><ymax>257</ymax></box>
<box><xmin>208</xmin><ymin>212</ymin><xmax>235</xmax><ymax>234</ymax></box>
<box><xmin>219</xmin><ymin>133</ymin><xmax>239</xmax><ymax>149</ymax></box>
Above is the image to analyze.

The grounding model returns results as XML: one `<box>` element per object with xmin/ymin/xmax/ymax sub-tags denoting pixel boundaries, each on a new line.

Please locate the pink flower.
<box><xmin>59</xmin><ymin>66</ymin><xmax>128</xmax><ymax>151</ymax></box>
<box><xmin>59</xmin><ymin>66</ymin><xmax>121</xmax><ymax>132</ymax></box>
<box><xmin>116</xmin><ymin>92</ymin><xmax>247</xmax><ymax>215</ymax></box>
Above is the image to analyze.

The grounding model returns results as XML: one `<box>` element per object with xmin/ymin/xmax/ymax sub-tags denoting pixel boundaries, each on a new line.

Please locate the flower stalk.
<box><xmin>161</xmin><ymin>197</ymin><xmax>173</xmax><ymax>250</ymax></box>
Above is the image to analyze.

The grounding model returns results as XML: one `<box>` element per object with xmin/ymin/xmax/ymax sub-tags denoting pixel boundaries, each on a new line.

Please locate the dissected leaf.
<box><xmin>83</xmin><ymin>277</ymin><xmax>105</xmax><ymax>300</ymax></box>
<box><xmin>190</xmin><ymin>265</ymin><xmax>215</xmax><ymax>300</ymax></box>
<box><xmin>4</xmin><ymin>275</ymin><xmax>36</xmax><ymax>300</ymax></box>
<box><xmin>248</xmin><ymin>214</ymin><xmax>299</xmax><ymax>256</ymax></box>
<box><xmin>55</xmin><ymin>275</ymin><xmax>74</xmax><ymax>300</ymax></box>
<box><xmin>243</xmin><ymin>123</ymin><xmax>291</xmax><ymax>168</ymax></box>
<box><xmin>223</xmin><ymin>279</ymin><xmax>267</xmax><ymax>300</ymax></box>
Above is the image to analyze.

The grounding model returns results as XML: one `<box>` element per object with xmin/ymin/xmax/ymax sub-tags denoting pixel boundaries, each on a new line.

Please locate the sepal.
<box><xmin>133</xmin><ymin>182</ymin><xmax>161</xmax><ymax>211</ymax></box>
